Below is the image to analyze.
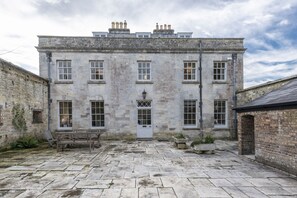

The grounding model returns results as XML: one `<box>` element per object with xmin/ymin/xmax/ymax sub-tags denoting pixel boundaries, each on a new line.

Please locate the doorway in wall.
<box><xmin>137</xmin><ymin>100</ymin><xmax>152</xmax><ymax>139</ymax></box>
<box><xmin>240</xmin><ymin>115</ymin><xmax>255</xmax><ymax>154</ymax></box>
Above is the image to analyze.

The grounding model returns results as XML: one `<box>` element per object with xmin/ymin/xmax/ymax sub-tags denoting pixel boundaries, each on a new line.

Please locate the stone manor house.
<box><xmin>37</xmin><ymin>21</ymin><xmax>245</xmax><ymax>139</ymax></box>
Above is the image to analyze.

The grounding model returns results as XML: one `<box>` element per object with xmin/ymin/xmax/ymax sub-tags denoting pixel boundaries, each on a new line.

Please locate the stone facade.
<box><xmin>0</xmin><ymin>58</ymin><xmax>48</xmax><ymax>148</ymax></box>
<box><xmin>237</xmin><ymin>75</ymin><xmax>297</xmax><ymax>106</ymax></box>
<box><xmin>238</xmin><ymin>109</ymin><xmax>297</xmax><ymax>175</ymax></box>
<box><xmin>37</xmin><ymin>23</ymin><xmax>245</xmax><ymax>139</ymax></box>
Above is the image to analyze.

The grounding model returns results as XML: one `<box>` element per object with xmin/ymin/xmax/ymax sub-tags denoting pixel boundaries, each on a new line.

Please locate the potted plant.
<box><xmin>191</xmin><ymin>134</ymin><xmax>216</xmax><ymax>154</ymax></box>
<box><xmin>173</xmin><ymin>133</ymin><xmax>188</xmax><ymax>149</ymax></box>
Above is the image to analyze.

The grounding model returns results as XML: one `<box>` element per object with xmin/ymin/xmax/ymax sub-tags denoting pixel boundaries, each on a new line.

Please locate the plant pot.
<box><xmin>172</xmin><ymin>137</ymin><xmax>188</xmax><ymax>149</ymax></box>
<box><xmin>193</xmin><ymin>143</ymin><xmax>216</xmax><ymax>154</ymax></box>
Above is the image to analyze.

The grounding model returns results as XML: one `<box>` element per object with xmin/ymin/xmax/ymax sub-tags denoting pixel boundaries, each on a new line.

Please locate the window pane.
<box><xmin>184</xmin><ymin>62</ymin><xmax>196</xmax><ymax>80</ymax></box>
<box><xmin>138</xmin><ymin>62</ymin><xmax>151</xmax><ymax>80</ymax></box>
<box><xmin>59</xmin><ymin>102</ymin><xmax>72</xmax><ymax>127</ymax></box>
<box><xmin>90</xmin><ymin>61</ymin><xmax>104</xmax><ymax>80</ymax></box>
<box><xmin>91</xmin><ymin>101</ymin><xmax>104</xmax><ymax>127</ymax></box>
<box><xmin>214</xmin><ymin>100</ymin><xmax>226</xmax><ymax>126</ymax></box>
<box><xmin>184</xmin><ymin>100</ymin><xmax>196</xmax><ymax>125</ymax></box>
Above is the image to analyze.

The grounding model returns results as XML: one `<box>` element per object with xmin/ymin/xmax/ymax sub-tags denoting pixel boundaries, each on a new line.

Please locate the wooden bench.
<box><xmin>55</xmin><ymin>129</ymin><xmax>102</xmax><ymax>153</ymax></box>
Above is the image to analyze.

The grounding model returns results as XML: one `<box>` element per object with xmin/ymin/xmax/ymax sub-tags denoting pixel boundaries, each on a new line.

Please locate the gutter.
<box><xmin>234</xmin><ymin>101</ymin><xmax>297</xmax><ymax>112</ymax></box>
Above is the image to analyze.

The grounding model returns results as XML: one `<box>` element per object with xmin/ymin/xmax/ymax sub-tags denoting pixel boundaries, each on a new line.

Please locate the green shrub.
<box><xmin>12</xmin><ymin>104</ymin><xmax>27</xmax><ymax>132</ymax></box>
<box><xmin>190</xmin><ymin>137</ymin><xmax>203</xmax><ymax>147</ymax></box>
<box><xmin>174</xmin><ymin>133</ymin><xmax>185</xmax><ymax>139</ymax></box>
<box><xmin>11</xmin><ymin>136</ymin><xmax>39</xmax><ymax>149</ymax></box>
<box><xmin>190</xmin><ymin>134</ymin><xmax>215</xmax><ymax>147</ymax></box>
<box><xmin>204</xmin><ymin>134</ymin><xmax>215</xmax><ymax>144</ymax></box>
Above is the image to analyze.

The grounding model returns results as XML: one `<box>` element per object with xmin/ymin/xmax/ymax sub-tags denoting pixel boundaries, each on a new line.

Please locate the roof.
<box><xmin>235</xmin><ymin>78</ymin><xmax>297</xmax><ymax>111</ymax></box>
<box><xmin>36</xmin><ymin>36</ymin><xmax>246</xmax><ymax>53</ymax></box>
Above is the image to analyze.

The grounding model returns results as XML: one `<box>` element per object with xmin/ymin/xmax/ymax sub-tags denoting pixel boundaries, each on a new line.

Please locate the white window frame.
<box><xmin>214</xmin><ymin>100</ymin><xmax>228</xmax><ymax>128</ymax></box>
<box><xmin>183</xmin><ymin>61</ymin><xmax>197</xmax><ymax>81</ymax></box>
<box><xmin>58</xmin><ymin>101</ymin><xmax>72</xmax><ymax>130</ymax></box>
<box><xmin>137</xmin><ymin>61</ymin><xmax>151</xmax><ymax>81</ymax></box>
<box><xmin>213</xmin><ymin>61</ymin><xmax>227</xmax><ymax>81</ymax></box>
<box><xmin>90</xmin><ymin>60</ymin><xmax>104</xmax><ymax>81</ymax></box>
<box><xmin>57</xmin><ymin>60</ymin><xmax>72</xmax><ymax>81</ymax></box>
<box><xmin>90</xmin><ymin>101</ymin><xmax>105</xmax><ymax>128</ymax></box>
<box><xmin>184</xmin><ymin>100</ymin><xmax>197</xmax><ymax>128</ymax></box>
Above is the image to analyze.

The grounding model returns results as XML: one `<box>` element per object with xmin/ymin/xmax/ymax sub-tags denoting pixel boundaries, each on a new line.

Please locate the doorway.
<box><xmin>137</xmin><ymin>100</ymin><xmax>152</xmax><ymax>139</ymax></box>
<box><xmin>240</xmin><ymin>115</ymin><xmax>255</xmax><ymax>155</ymax></box>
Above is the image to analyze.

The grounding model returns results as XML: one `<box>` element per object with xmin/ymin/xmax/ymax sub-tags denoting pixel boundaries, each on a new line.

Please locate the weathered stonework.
<box><xmin>237</xmin><ymin>75</ymin><xmax>297</xmax><ymax>106</ymax></box>
<box><xmin>37</xmin><ymin>26</ymin><xmax>245</xmax><ymax>139</ymax></box>
<box><xmin>0</xmin><ymin>58</ymin><xmax>48</xmax><ymax>148</ymax></box>
<box><xmin>238</xmin><ymin>109</ymin><xmax>297</xmax><ymax>175</ymax></box>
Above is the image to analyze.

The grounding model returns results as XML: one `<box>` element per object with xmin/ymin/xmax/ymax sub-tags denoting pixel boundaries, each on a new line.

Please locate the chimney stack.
<box><xmin>109</xmin><ymin>20</ymin><xmax>130</xmax><ymax>33</ymax></box>
<box><xmin>153</xmin><ymin>23</ymin><xmax>174</xmax><ymax>35</ymax></box>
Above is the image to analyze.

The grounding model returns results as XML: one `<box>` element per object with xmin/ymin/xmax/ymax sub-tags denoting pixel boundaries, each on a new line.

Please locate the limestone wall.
<box><xmin>37</xmin><ymin>37</ymin><xmax>245</xmax><ymax>139</ymax></box>
<box><xmin>238</xmin><ymin>109</ymin><xmax>297</xmax><ymax>175</ymax></box>
<box><xmin>0</xmin><ymin>59</ymin><xmax>48</xmax><ymax>148</ymax></box>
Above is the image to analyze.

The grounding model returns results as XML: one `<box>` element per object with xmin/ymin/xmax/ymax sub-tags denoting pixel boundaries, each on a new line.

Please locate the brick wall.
<box><xmin>238</xmin><ymin>109</ymin><xmax>297</xmax><ymax>175</ymax></box>
<box><xmin>0</xmin><ymin>58</ymin><xmax>48</xmax><ymax>148</ymax></box>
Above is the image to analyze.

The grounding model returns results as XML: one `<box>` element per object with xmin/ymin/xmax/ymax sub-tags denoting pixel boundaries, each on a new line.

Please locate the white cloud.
<box><xmin>0</xmin><ymin>0</ymin><xmax>297</xmax><ymax>89</ymax></box>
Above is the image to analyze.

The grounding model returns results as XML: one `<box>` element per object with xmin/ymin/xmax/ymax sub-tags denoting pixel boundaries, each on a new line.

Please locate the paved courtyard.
<box><xmin>0</xmin><ymin>140</ymin><xmax>296</xmax><ymax>198</ymax></box>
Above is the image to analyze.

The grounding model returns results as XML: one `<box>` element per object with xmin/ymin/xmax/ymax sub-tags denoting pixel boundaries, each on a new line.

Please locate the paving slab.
<box><xmin>158</xmin><ymin>187</ymin><xmax>177</xmax><ymax>198</ymax></box>
<box><xmin>195</xmin><ymin>186</ymin><xmax>231</xmax><ymax>197</ymax></box>
<box><xmin>0</xmin><ymin>140</ymin><xmax>296</xmax><ymax>197</ymax></box>
<box><xmin>120</xmin><ymin>188</ymin><xmax>138</xmax><ymax>198</ymax></box>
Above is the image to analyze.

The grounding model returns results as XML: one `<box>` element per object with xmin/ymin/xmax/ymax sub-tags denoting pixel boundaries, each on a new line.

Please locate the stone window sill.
<box><xmin>136</xmin><ymin>81</ymin><xmax>153</xmax><ymax>84</ymax></box>
<box><xmin>212</xmin><ymin>81</ymin><xmax>227</xmax><ymax>84</ymax></box>
<box><xmin>182</xmin><ymin>81</ymin><xmax>200</xmax><ymax>84</ymax></box>
<box><xmin>213</xmin><ymin>127</ymin><xmax>229</xmax><ymax>130</ymax></box>
<box><xmin>88</xmin><ymin>80</ymin><xmax>106</xmax><ymax>84</ymax></box>
<box><xmin>183</xmin><ymin>127</ymin><xmax>200</xmax><ymax>130</ymax></box>
<box><xmin>54</xmin><ymin>81</ymin><xmax>73</xmax><ymax>84</ymax></box>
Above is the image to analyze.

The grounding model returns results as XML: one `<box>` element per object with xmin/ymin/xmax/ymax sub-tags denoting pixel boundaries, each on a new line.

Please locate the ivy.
<box><xmin>12</xmin><ymin>104</ymin><xmax>27</xmax><ymax>132</ymax></box>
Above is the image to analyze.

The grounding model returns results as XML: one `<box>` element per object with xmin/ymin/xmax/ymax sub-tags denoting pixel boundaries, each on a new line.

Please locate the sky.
<box><xmin>1</xmin><ymin>0</ymin><xmax>297</xmax><ymax>88</ymax></box>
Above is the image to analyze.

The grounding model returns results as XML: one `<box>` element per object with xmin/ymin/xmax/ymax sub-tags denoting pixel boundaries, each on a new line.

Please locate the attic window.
<box><xmin>136</xmin><ymin>32</ymin><xmax>151</xmax><ymax>38</ymax></box>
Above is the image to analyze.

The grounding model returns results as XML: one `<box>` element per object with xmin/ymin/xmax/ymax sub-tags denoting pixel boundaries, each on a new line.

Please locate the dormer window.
<box><xmin>136</xmin><ymin>32</ymin><xmax>151</xmax><ymax>38</ymax></box>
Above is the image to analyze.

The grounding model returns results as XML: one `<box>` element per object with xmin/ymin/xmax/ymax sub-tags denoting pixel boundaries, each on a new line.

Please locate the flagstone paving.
<box><xmin>0</xmin><ymin>140</ymin><xmax>296</xmax><ymax>198</ymax></box>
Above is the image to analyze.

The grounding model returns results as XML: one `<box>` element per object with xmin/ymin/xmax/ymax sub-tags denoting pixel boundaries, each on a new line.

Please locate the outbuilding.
<box><xmin>236</xmin><ymin>77</ymin><xmax>297</xmax><ymax>175</ymax></box>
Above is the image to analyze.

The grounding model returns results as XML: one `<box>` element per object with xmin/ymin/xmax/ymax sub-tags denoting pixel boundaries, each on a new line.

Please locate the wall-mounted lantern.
<box><xmin>142</xmin><ymin>89</ymin><xmax>147</xmax><ymax>100</ymax></box>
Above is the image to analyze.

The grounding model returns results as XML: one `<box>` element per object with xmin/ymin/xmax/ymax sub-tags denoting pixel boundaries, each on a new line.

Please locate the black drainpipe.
<box><xmin>232</xmin><ymin>53</ymin><xmax>238</xmax><ymax>139</ymax></box>
<box><xmin>46</xmin><ymin>52</ymin><xmax>52</xmax><ymax>139</ymax></box>
<box><xmin>199</xmin><ymin>40</ymin><xmax>203</xmax><ymax>137</ymax></box>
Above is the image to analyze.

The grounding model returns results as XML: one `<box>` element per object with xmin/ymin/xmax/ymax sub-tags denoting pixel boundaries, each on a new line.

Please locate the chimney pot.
<box><xmin>164</xmin><ymin>24</ymin><xmax>167</xmax><ymax>30</ymax></box>
<box><xmin>156</xmin><ymin>23</ymin><xmax>159</xmax><ymax>30</ymax></box>
<box><xmin>168</xmin><ymin>24</ymin><xmax>171</xmax><ymax>30</ymax></box>
<box><xmin>160</xmin><ymin>25</ymin><xmax>163</xmax><ymax>30</ymax></box>
<box><xmin>120</xmin><ymin>22</ymin><xmax>123</xmax><ymax>29</ymax></box>
<box><xmin>112</xmin><ymin>22</ymin><xmax>115</xmax><ymax>29</ymax></box>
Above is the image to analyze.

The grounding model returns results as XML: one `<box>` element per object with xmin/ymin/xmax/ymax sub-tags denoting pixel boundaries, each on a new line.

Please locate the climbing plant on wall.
<box><xmin>12</xmin><ymin>104</ymin><xmax>27</xmax><ymax>133</ymax></box>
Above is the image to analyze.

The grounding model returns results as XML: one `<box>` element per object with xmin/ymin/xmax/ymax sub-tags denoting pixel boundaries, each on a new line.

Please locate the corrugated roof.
<box><xmin>235</xmin><ymin>78</ymin><xmax>297</xmax><ymax>111</ymax></box>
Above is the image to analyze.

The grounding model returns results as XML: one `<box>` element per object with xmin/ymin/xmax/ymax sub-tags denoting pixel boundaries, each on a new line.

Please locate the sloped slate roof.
<box><xmin>235</xmin><ymin>78</ymin><xmax>297</xmax><ymax>111</ymax></box>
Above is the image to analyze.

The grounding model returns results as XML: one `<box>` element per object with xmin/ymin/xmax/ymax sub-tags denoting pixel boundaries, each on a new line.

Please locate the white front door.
<box><xmin>137</xmin><ymin>100</ymin><xmax>152</xmax><ymax>139</ymax></box>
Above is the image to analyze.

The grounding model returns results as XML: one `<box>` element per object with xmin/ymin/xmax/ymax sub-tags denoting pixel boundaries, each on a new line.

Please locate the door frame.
<box><xmin>136</xmin><ymin>100</ymin><xmax>153</xmax><ymax>139</ymax></box>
